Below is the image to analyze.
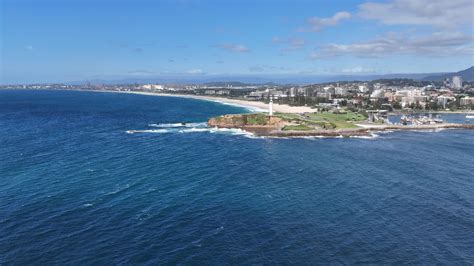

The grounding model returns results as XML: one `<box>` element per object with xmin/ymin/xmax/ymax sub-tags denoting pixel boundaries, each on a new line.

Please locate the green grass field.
<box><xmin>276</xmin><ymin>111</ymin><xmax>366</xmax><ymax>130</ymax></box>
<box><xmin>282</xmin><ymin>124</ymin><xmax>313</xmax><ymax>131</ymax></box>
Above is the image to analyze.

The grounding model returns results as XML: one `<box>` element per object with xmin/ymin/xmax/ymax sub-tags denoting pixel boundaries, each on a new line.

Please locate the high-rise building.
<box><xmin>289</xmin><ymin>87</ymin><xmax>296</xmax><ymax>97</ymax></box>
<box><xmin>452</xmin><ymin>76</ymin><xmax>463</xmax><ymax>89</ymax></box>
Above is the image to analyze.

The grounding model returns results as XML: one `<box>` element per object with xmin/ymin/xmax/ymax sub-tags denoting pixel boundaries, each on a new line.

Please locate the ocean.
<box><xmin>1</xmin><ymin>89</ymin><xmax>473</xmax><ymax>264</ymax></box>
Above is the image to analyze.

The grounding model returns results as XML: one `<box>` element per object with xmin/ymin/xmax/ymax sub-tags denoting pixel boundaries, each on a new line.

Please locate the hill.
<box><xmin>423</xmin><ymin>66</ymin><xmax>474</xmax><ymax>81</ymax></box>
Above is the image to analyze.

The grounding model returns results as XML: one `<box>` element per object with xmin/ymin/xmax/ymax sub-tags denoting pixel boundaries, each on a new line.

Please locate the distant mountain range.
<box><xmin>66</xmin><ymin>66</ymin><xmax>473</xmax><ymax>85</ymax></box>
<box><xmin>422</xmin><ymin>66</ymin><xmax>474</xmax><ymax>81</ymax></box>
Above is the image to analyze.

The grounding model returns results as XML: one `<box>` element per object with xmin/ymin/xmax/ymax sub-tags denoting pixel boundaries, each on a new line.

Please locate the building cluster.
<box><xmin>366</xmin><ymin>76</ymin><xmax>472</xmax><ymax>110</ymax></box>
<box><xmin>2</xmin><ymin>75</ymin><xmax>473</xmax><ymax>111</ymax></box>
<box><xmin>143</xmin><ymin>79</ymin><xmax>466</xmax><ymax>111</ymax></box>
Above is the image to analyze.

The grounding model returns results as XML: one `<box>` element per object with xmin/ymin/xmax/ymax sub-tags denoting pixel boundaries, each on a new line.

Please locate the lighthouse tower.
<box><xmin>269</xmin><ymin>98</ymin><xmax>273</xmax><ymax>116</ymax></box>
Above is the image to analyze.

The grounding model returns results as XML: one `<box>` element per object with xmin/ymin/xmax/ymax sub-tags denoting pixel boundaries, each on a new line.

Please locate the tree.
<box><xmin>392</xmin><ymin>101</ymin><xmax>402</xmax><ymax>110</ymax></box>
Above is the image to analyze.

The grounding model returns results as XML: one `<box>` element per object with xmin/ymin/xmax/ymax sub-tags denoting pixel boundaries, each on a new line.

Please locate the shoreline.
<box><xmin>2</xmin><ymin>88</ymin><xmax>473</xmax><ymax>115</ymax></box>
<box><xmin>208</xmin><ymin>113</ymin><xmax>474</xmax><ymax>138</ymax></box>
<box><xmin>93</xmin><ymin>90</ymin><xmax>474</xmax><ymax>115</ymax></box>
<box><xmin>86</xmin><ymin>89</ymin><xmax>316</xmax><ymax>114</ymax></box>
<box><xmin>1</xmin><ymin>88</ymin><xmax>314</xmax><ymax>114</ymax></box>
<box><xmin>131</xmin><ymin>92</ymin><xmax>317</xmax><ymax>113</ymax></box>
<box><xmin>3</xmin><ymin>88</ymin><xmax>473</xmax><ymax>139</ymax></box>
<box><xmin>264</xmin><ymin>123</ymin><xmax>474</xmax><ymax>138</ymax></box>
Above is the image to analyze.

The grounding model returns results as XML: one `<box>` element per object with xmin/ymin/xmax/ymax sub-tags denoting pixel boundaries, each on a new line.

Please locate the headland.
<box><xmin>208</xmin><ymin>112</ymin><xmax>474</xmax><ymax>137</ymax></box>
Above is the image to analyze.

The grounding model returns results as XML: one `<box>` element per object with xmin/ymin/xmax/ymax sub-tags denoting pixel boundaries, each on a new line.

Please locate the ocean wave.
<box><xmin>148</xmin><ymin>122</ymin><xmax>207</xmax><ymax>128</ymax></box>
<box><xmin>126</xmin><ymin>123</ymin><xmax>256</xmax><ymax>137</ymax></box>
<box><xmin>179</xmin><ymin>128</ymin><xmax>210</xmax><ymax>133</ymax></box>
<box><xmin>350</xmin><ymin>134</ymin><xmax>379</xmax><ymax>139</ymax></box>
<box><xmin>148</xmin><ymin>123</ymin><xmax>184</xmax><ymax>128</ymax></box>
<box><xmin>126</xmin><ymin>129</ymin><xmax>170</xmax><ymax>134</ymax></box>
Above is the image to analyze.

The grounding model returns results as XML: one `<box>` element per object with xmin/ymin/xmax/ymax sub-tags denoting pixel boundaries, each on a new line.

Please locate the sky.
<box><xmin>1</xmin><ymin>0</ymin><xmax>473</xmax><ymax>84</ymax></box>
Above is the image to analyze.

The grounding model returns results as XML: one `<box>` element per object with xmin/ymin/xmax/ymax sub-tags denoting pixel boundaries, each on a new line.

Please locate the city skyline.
<box><xmin>1</xmin><ymin>0</ymin><xmax>473</xmax><ymax>84</ymax></box>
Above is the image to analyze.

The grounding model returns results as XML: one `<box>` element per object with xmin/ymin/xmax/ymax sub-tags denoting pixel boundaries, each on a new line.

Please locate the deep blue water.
<box><xmin>1</xmin><ymin>89</ymin><xmax>473</xmax><ymax>264</ymax></box>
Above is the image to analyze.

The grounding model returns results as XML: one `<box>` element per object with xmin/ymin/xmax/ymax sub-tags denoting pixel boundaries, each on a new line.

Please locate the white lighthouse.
<box><xmin>269</xmin><ymin>98</ymin><xmax>273</xmax><ymax>116</ymax></box>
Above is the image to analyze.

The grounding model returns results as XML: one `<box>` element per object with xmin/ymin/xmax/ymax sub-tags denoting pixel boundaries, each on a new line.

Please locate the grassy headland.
<box><xmin>277</xmin><ymin>110</ymin><xmax>367</xmax><ymax>130</ymax></box>
<box><xmin>208</xmin><ymin>110</ymin><xmax>368</xmax><ymax>132</ymax></box>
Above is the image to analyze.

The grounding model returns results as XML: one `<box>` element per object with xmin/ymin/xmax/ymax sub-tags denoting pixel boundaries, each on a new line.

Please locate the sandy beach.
<box><xmin>111</xmin><ymin>90</ymin><xmax>315</xmax><ymax>113</ymax></box>
<box><xmin>124</xmin><ymin>91</ymin><xmax>474</xmax><ymax>115</ymax></box>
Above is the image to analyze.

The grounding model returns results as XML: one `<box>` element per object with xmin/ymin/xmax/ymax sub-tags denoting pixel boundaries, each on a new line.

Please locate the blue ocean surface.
<box><xmin>1</xmin><ymin>89</ymin><xmax>473</xmax><ymax>264</ymax></box>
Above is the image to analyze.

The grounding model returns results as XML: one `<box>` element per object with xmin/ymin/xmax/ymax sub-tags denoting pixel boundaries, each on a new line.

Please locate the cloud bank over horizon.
<box><xmin>1</xmin><ymin>0</ymin><xmax>473</xmax><ymax>84</ymax></box>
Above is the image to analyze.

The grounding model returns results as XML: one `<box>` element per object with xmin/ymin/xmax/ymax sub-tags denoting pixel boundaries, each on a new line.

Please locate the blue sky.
<box><xmin>1</xmin><ymin>0</ymin><xmax>473</xmax><ymax>84</ymax></box>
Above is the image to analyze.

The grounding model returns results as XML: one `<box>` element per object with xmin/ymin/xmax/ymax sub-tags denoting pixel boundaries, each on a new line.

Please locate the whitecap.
<box><xmin>128</xmin><ymin>123</ymin><xmax>260</xmax><ymax>138</ymax></box>
<box><xmin>148</xmin><ymin>123</ymin><xmax>184</xmax><ymax>128</ymax></box>
<box><xmin>178</xmin><ymin>128</ymin><xmax>209</xmax><ymax>133</ymax></box>
<box><xmin>148</xmin><ymin>122</ymin><xmax>207</xmax><ymax>128</ymax></box>
<box><xmin>351</xmin><ymin>134</ymin><xmax>379</xmax><ymax>139</ymax></box>
<box><xmin>209</xmin><ymin>127</ymin><xmax>255</xmax><ymax>137</ymax></box>
<box><xmin>126</xmin><ymin>129</ymin><xmax>170</xmax><ymax>134</ymax></box>
<box><xmin>106</xmin><ymin>184</ymin><xmax>130</xmax><ymax>195</ymax></box>
<box><xmin>192</xmin><ymin>238</ymin><xmax>203</xmax><ymax>247</ymax></box>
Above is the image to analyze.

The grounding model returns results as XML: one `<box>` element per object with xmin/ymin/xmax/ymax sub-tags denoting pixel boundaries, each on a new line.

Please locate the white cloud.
<box><xmin>358</xmin><ymin>0</ymin><xmax>474</xmax><ymax>28</ymax></box>
<box><xmin>216</xmin><ymin>43</ymin><xmax>250</xmax><ymax>53</ymax></box>
<box><xmin>186</xmin><ymin>69</ymin><xmax>204</xmax><ymax>74</ymax></box>
<box><xmin>299</xmin><ymin>11</ymin><xmax>351</xmax><ymax>32</ymax></box>
<box><xmin>24</xmin><ymin>45</ymin><xmax>33</xmax><ymax>50</ymax></box>
<box><xmin>341</xmin><ymin>67</ymin><xmax>375</xmax><ymax>73</ymax></box>
<box><xmin>309</xmin><ymin>31</ymin><xmax>474</xmax><ymax>59</ymax></box>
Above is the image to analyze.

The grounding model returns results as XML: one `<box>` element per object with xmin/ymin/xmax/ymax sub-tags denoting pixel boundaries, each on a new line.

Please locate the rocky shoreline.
<box><xmin>262</xmin><ymin>123</ymin><xmax>474</xmax><ymax>137</ymax></box>
<box><xmin>208</xmin><ymin>114</ymin><xmax>474</xmax><ymax>138</ymax></box>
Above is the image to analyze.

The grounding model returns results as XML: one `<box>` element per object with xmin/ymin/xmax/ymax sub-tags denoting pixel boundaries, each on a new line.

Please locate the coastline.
<box><xmin>2</xmin><ymin>88</ymin><xmax>473</xmax><ymax>139</ymax></box>
<box><xmin>110</xmin><ymin>91</ymin><xmax>474</xmax><ymax>115</ymax></box>
<box><xmin>120</xmin><ymin>91</ymin><xmax>317</xmax><ymax>113</ymax></box>
<box><xmin>69</xmin><ymin>89</ymin><xmax>315</xmax><ymax>114</ymax></box>
<box><xmin>2</xmin><ymin>88</ymin><xmax>473</xmax><ymax>115</ymax></box>
<box><xmin>262</xmin><ymin>123</ymin><xmax>474</xmax><ymax>138</ymax></box>
<box><xmin>121</xmin><ymin>91</ymin><xmax>270</xmax><ymax>112</ymax></box>
<box><xmin>208</xmin><ymin>113</ymin><xmax>474</xmax><ymax>138</ymax></box>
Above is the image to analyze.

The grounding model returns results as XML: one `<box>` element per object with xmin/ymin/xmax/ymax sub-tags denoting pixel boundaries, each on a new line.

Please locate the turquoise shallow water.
<box><xmin>1</xmin><ymin>89</ymin><xmax>473</xmax><ymax>264</ymax></box>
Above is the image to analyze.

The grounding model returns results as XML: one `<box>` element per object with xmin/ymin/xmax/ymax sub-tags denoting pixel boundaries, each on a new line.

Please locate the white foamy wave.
<box><xmin>209</xmin><ymin>127</ymin><xmax>254</xmax><ymax>136</ymax></box>
<box><xmin>126</xmin><ymin>129</ymin><xmax>169</xmax><ymax>134</ymax></box>
<box><xmin>127</xmin><ymin>122</ymin><xmax>258</xmax><ymax>137</ymax></box>
<box><xmin>378</xmin><ymin>130</ymin><xmax>394</xmax><ymax>134</ymax></box>
<box><xmin>411</xmin><ymin>128</ymin><xmax>446</xmax><ymax>133</ymax></box>
<box><xmin>351</xmin><ymin>134</ymin><xmax>379</xmax><ymax>139</ymax></box>
<box><xmin>177</xmin><ymin>126</ymin><xmax>256</xmax><ymax>137</ymax></box>
<box><xmin>148</xmin><ymin>123</ymin><xmax>184</xmax><ymax>128</ymax></box>
<box><xmin>184</xmin><ymin>122</ymin><xmax>208</xmax><ymax>128</ymax></box>
<box><xmin>148</xmin><ymin>122</ymin><xmax>208</xmax><ymax>128</ymax></box>
<box><xmin>179</xmin><ymin>128</ymin><xmax>210</xmax><ymax>133</ymax></box>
